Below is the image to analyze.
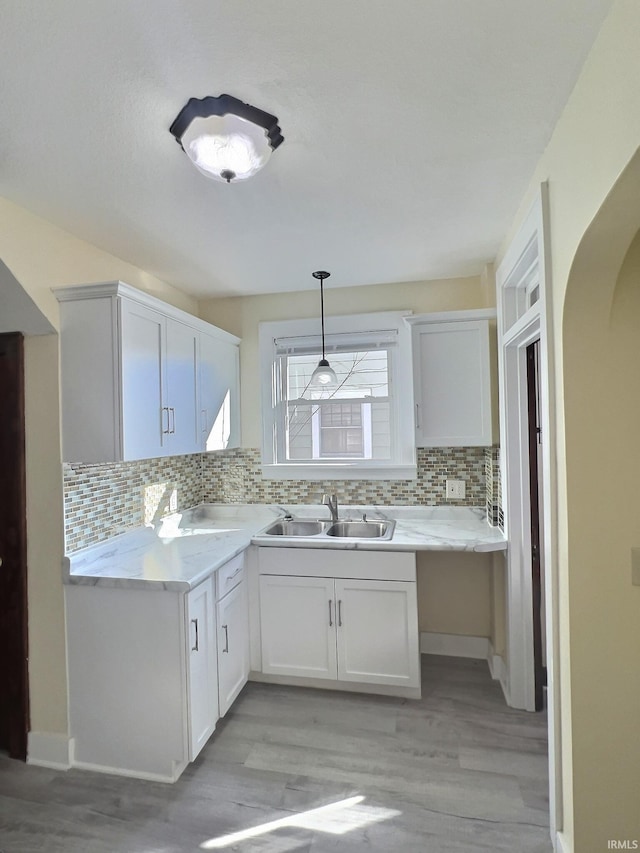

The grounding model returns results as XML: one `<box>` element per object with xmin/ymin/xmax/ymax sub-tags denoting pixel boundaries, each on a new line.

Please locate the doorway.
<box><xmin>0</xmin><ymin>332</ymin><xmax>29</xmax><ymax>760</ymax></box>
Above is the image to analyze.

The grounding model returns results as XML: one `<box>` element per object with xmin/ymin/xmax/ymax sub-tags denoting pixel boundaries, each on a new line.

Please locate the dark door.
<box><xmin>526</xmin><ymin>339</ymin><xmax>546</xmax><ymax>711</ymax></box>
<box><xmin>0</xmin><ymin>332</ymin><xmax>29</xmax><ymax>759</ymax></box>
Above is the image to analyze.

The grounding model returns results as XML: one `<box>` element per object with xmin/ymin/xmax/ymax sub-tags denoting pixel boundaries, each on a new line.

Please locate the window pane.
<box><xmin>286</xmin><ymin>350</ymin><xmax>389</xmax><ymax>401</ymax></box>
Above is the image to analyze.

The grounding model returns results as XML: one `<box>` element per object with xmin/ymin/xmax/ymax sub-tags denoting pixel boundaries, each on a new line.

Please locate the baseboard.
<box><xmin>27</xmin><ymin>732</ymin><xmax>73</xmax><ymax>770</ymax></box>
<box><xmin>555</xmin><ymin>830</ymin><xmax>570</xmax><ymax>853</ymax></box>
<box><xmin>249</xmin><ymin>671</ymin><xmax>422</xmax><ymax>700</ymax></box>
<box><xmin>420</xmin><ymin>631</ymin><xmax>489</xmax><ymax>659</ymax></box>
<box><xmin>70</xmin><ymin>758</ymin><xmax>186</xmax><ymax>784</ymax></box>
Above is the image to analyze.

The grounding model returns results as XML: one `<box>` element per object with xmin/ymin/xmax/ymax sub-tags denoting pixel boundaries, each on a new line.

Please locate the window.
<box><xmin>259</xmin><ymin>312</ymin><xmax>416</xmax><ymax>479</ymax></box>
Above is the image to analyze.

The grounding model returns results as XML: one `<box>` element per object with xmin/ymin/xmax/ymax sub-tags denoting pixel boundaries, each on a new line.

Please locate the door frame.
<box><xmin>496</xmin><ymin>184</ymin><xmax>561</xmax><ymax>842</ymax></box>
<box><xmin>0</xmin><ymin>332</ymin><xmax>29</xmax><ymax>759</ymax></box>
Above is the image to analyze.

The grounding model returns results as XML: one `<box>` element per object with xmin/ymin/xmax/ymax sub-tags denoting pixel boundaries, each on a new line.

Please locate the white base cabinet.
<box><xmin>258</xmin><ymin>548</ymin><xmax>420</xmax><ymax>694</ymax></box>
<box><xmin>66</xmin><ymin>577</ymin><xmax>219</xmax><ymax>782</ymax></box>
<box><xmin>215</xmin><ymin>555</ymin><xmax>250</xmax><ymax>716</ymax></box>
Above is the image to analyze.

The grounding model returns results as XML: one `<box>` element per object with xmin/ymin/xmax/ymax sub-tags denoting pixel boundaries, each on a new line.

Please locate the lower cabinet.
<box><xmin>186</xmin><ymin>577</ymin><xmax>219</xmax><ymax>760</ymax></box>
<box><xmin>258</xmin><ymin>548</ymin><xmax>420</xmax><ymax>693</ymax></box>
<box><xmin>216</xmin><ymin>565</ymin><xmax>250</xmax><ymax>716</ymax></box>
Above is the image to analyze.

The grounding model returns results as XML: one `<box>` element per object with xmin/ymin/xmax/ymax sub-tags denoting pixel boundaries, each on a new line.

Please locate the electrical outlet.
<box><xmin>446</xmin><ymin>479</ymin><xmax>466</xmax><ymax>500</ymax></box>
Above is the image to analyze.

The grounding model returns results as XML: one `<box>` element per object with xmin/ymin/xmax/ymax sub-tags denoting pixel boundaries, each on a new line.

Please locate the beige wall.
<box><xmin>496</xmin><ymin>1</ymin><xmax>640</xmax><ymax>848</ymax></box>
<box><xmin>417</xmin><ymin>552</ymin><xmax>492</xmax><ymax>637</ymax></box>
<box><xmin>199</xmin><ymin>275</ymin><xmax>490</xmax><ymax>446</ymax></box>
<box><xmin>0</xmin><ymin>197</ymin><xmax>196</xmax><ymax>738</ymax></box>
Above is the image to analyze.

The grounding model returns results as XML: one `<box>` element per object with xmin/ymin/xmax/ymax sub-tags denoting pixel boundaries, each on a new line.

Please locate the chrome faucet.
<box><xmin>322</xmin><ymin>493</ymin><xmax>339</xmax><ymax>523</ymax></box>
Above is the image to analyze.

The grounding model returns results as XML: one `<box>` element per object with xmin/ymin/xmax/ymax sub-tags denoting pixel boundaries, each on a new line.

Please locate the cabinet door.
<box><xmin>259</xmin><ymin>575</ymin><xmax>337</xmax><ymax>679</ymax></box>
<box><xmin>199</xmin><ymin>331</ymin><xmax>240</xmax><ymax>451</ymax></box>
<box><xmin>185</xmin><ymin>577</ymin><xmax>218</xmax><ymax>760</ymax></box>
<box><xmin>165</xmin><ymin>319</ymin><xmax>200</xmax><ymax>455</ymax></box>
<box><xmin>217</xmin><ymin>581</ymin><xmax>249</xmax><ymax>716</ymax></box>
<box><xmin>335</xmin><ymin>579</ymin><xmax>420</xmax><ymax>688</ymax></box>
<box><xmin>413</xmin><ymin>320</ymin><xmax>492</xmax><ymax>446</ymax></box>
<box><xmin>120</xmin><ymin>299</ymin><xmax>165</xmax><ymax>459</ymax></box>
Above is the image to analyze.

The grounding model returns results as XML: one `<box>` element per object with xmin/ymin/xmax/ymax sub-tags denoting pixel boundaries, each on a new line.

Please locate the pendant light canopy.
<box><xmin>310</xmin><ymin>270</ymin><xmax>338</xmax><ymax>387</ymax></box>
<box><xmin>169</xmin><ymin>94</ymin><xmax>284</xmax><ymax>184</ymax></box>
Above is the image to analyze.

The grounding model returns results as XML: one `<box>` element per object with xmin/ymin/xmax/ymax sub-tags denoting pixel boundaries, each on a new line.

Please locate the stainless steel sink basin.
<box><xmin>262</xmin><ymin>519</ymin><xmax>330</xmax><ymax>536</ymax></box>
<box><xmin>325</xmin><ymin>520</ymin><xmax>395</xmax><ymax>539</ymax></box>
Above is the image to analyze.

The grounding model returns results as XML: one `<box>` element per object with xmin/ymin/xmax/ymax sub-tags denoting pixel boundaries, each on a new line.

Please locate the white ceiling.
<box><xmin>0</xmin><ymin>1</ymin><xmax>612</xmax><ymax>298</ymax></box>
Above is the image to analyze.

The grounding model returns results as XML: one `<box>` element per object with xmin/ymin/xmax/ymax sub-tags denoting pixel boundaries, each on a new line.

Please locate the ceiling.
<box><xmin>0</xmin><ymin>1</ymin><xmax>612</xmax><ymax>298</ymax></box>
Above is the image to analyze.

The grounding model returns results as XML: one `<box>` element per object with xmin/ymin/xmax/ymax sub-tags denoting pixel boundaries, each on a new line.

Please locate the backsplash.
<box><xmin>63</xmin><ymin>454</ymin><xmax>202</xmax><ymax>552</ymax></box>
<box><xmin>64</xmin><ymin>446</ymin><xmax>502</xmax><ymax>552</ymax></box>
<box><xmin>201</xmin><ymin>447</ymin><xmax>487</xmax><ymax>506</ymax></box>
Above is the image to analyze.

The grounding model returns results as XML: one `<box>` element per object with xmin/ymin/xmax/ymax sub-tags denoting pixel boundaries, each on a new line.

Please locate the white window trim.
<box><xmin>259</xmin><ymin>311</ymin><xmax>417</xmax><ymax>480</ymax></box>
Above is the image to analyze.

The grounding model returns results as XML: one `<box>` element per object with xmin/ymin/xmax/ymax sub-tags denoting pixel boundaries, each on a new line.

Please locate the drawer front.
<box><xmin>258</xmin><ymin>547</ymin><xmax>416</xmax><ymax>582</ymax></box>
<box><xmin>216</xmin><ymin>552</ymin><xmax>245</xmax><ymax>600</ymax></box>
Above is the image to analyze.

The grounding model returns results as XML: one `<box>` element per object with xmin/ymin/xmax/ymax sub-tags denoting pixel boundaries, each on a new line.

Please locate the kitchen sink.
<box><xmin>262</xmin><ymin>519</ymin><xmax>331</xmax><ymax>536</ymax></box>
<box><xmin>257</xmin><ymin>517</ymin><xmax>395</xmax><ymax>541</ymax></box>
<box><xmin>326</xmin><ymin>520</ymin><xmax>395</xmax><ymax>539</ymax></box>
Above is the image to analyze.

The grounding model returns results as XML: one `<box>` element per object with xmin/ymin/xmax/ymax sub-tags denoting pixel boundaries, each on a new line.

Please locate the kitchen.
<box><xmin>1</xmin><ymin>2</ymin><xmax>639</xmax><ymax>851</ymax></box>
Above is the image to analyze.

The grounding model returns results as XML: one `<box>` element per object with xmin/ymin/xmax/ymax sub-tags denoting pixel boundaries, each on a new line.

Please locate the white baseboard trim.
<box><xmin>27</xmin><ymin>732</ymin><xmax>73</xmax><ymax>770</ymax></box>
<box><xmin>487</xmin><ymin>642</ymin><xmax>510</xmax><ymax>705</ymax></box>
<box><xmin>70</xmin><ymin>758</ymin><xmax>186</xmax><ymax>784</ymax></box>
<box><xmin>420</xmin><ymin>632</ymin><xmax>489</xmax><ymax>659</ymax></box>
<box><xmin>555</xmin><ymin>830</ymin><xmax>570</xmax><ymax>853</ymax></box>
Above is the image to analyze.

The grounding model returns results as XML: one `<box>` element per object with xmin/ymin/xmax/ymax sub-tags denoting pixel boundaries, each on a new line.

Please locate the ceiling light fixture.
<box><xmin>310</xmin><ymin>270</ymin><xmax>338</xmax><ymax>387</ymax></box>
<box><xmin>169</xmin><ymin>94</ymin><xmax>283</xmax><ymax>184</ymax></box>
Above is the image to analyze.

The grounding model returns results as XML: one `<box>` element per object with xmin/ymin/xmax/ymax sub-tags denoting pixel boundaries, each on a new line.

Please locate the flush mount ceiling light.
<box><xmin>169</xmin><ymin>94</ymin><xmax>284</xmax><ymax>184</ymax></box>
<box><xmin>310</xmin><ymin>270</ymin><xmax>338</xmax><ymax>387</ymax></box>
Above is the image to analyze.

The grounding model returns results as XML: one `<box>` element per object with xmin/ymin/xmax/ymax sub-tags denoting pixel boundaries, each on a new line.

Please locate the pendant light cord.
<box><xmin>320</xmin><ymin>278</ymin><xmax>326</xmax><ymax>361</ymax></box>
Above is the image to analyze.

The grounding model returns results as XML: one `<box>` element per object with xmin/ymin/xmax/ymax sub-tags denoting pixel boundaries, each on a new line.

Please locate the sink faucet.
<box><xmin>322</xmin><ymin>493</ymin><xmax>339</xmax><ymax>523</ymax></box>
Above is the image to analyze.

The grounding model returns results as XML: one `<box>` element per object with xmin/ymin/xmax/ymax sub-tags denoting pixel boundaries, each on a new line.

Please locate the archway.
<box><xmin>562</xmin><ymin>147</ymin><xmax>640</xmax><ymax>848</ymax></box>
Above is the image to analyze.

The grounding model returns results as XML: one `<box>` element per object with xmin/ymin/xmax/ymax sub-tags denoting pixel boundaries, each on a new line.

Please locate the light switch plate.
<box><xmin>446</xmin><ymin>479</ymin><xmax>466</xmax><ymax>499</ymax></box>
<box><xmin>631</xmin><ymin>547</ymin><xmax>640</xmax><ymax>586</ymax></box>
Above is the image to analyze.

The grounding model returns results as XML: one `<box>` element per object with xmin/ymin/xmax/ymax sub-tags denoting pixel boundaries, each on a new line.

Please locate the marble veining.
<box><xmin>65</xmin><ymin>503</ymin><xmax>506</xmax><ymax>591</ymax></box>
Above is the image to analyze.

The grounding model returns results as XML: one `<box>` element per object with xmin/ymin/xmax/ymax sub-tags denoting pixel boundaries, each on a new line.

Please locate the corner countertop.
<box><xmin>64</xmin><ymin>503</ymin><xmax>506</xmax><ymax>592</ymax></box>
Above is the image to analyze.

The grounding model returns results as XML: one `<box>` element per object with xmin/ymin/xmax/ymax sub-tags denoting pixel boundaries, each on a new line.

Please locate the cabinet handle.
<box><xmin>201</xmin><ymin>408</ymin><xmax>208</xmax><ymax>433</ymax></box>
<box><xmin>338</xmin><ymin>599</ymin><xmax>343</xmax><ymax>627</ymax></box>
<box><xmin>191</xmin><ymin>618</ymin><xmax>199</xmax><ymax>652</ymax></box>
<box><xmin>222</xmin><ymin>624</ymin><xmax>229</xmax><ymax>653</ymax></box>
<box><xmin>415</xmin><ymin>403</ymin><xmax>421</xmax><ymax>430</ymax></box>
<box><xmin>328</xmin><ymin>600</ymin><xmax>333</xmax><ymax>627</ymax></box>
<box><xmin>169</xmin><ymin>407</ymin><xmax>176</xmax><ymax>434</ymax></box>
<box><xmin>162</xmin><ymin>407</ymin><xmax>170</xmax><ymax>435</ymax></box>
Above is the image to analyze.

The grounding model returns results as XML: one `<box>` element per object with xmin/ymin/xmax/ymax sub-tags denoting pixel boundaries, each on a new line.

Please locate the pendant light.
<box><xmin>310</xmin><ymin>270</ymin><xmax>338</xmax><ymax>387</ymax></box>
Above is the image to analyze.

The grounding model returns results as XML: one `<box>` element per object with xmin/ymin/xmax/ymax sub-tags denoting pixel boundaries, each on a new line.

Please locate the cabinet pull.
<box><xmin>201</xmin><ymin>408</ymin><xmax>207</xmax><ymax>433</ymax></box>
<box><xmin>415</xmin><ymin>403</ymin><xmax>421</xmax><ymax>430</ymax></box>
<box><xmin>162</xmin><ymin>406</ymin><xmax>170</xmax><ymax>435</ymax></box>
<box><xmin>191</xmin><ymin>618</ymin><xmax>199</xmax><ymax>652</ymax></box>
<box><xmin>222</xmin><ymin>624</ymin><xmax>229</xmax><ymax>653</ymax></box>
<box><xmin>328</xmin><ymin>599</ymin><xmax>333</xmax><ymax>627</ymax></box>
<box><xmin>338</xmin><ymin>599</ymin><xmax>343</xmax><ymax>627</ymax></box>
<box><xmin>169</xmin><ymin>407</ymin><xmax>176</xmax><ymax>434</ymax></box>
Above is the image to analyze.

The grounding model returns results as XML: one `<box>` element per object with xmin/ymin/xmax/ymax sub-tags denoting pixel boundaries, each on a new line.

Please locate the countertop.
<box><xmin>64</xmin><ymin>503</ymin><xmax>507</xmax><ymax>592</ymax></box>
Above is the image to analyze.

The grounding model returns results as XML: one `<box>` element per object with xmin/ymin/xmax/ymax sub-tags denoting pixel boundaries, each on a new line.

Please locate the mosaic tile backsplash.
<box><xmin>64</xmin><ymin>446</ymin><xmax>502</xmax><ymax>552</ymax></box>
<box><xmin>201</xmin><ymin>447</ymin><xmax>487</xmax><ymax>506</ymax></box>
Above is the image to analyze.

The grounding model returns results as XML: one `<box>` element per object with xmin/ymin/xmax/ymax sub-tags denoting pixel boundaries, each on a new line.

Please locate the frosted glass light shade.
<box><xmin>181</xmin><ymin>113</ymin><xmax>272</xmax><ymax>183</ymax></box>
<box><xmin>311</xmin><ymin>359</ymin><xmax>338</xmax><ymax>387</ymax></box>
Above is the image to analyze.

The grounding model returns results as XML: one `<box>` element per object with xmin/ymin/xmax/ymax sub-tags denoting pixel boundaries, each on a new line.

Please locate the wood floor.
<box><xmin>0</xmin><ymin>656</ymin><xmax>551</xmax><ymax>852</ymax></box>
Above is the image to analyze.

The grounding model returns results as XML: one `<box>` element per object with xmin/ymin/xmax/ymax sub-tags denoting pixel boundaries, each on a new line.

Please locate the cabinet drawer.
<box><xmin>216</xmin><ymin>552</ymin><xmax>245</xmax><ymax>600</ymax></box>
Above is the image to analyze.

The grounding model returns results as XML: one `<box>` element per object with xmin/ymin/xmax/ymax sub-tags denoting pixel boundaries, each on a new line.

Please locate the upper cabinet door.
<box><xmin>413</xmin><ymin>319</ymin><xmax>493</xmax><ymax>447</ymax></box>
<box><xmin>165</xmin><ymin>319</ymin><xmax>200</xmax><ymax>456</ymax></box>
<box><xmin>120</xmin><ymin>299</ymin><xmax>166</xmax><ymax>460</ymax></box>
<box><xmin>199</xmin><ymin>331</ymin><xmax>240</xmax><ymax>452</ymax></box>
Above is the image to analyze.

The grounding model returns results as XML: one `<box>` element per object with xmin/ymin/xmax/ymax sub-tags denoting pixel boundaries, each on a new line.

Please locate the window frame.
<box><xmin>259</xmin><ymin>311</ymin><xmax>417</xmax><ymax>480</ymax></box>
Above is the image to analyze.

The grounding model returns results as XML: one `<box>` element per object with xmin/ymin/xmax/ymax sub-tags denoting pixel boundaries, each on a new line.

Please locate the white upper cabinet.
<box><xmin>408</xmin><ymin>310</ymin><xmax>496</xmax><ymax>447</ymax></box>
<box><xmin>55</xmin><ymin>282</ymin><xmax>241</xmax><ymax>462</ymax></box>
<box><xmin>199</xmin><ymin>329</ymin><xmax>241</xmax><ymax>452</ymax></box>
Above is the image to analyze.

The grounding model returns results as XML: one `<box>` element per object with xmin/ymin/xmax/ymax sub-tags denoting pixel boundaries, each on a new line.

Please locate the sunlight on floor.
<box><xmin>200</xmin><ymin>795</ymin><xmax>401</xmax><ymax>849</ymax></box>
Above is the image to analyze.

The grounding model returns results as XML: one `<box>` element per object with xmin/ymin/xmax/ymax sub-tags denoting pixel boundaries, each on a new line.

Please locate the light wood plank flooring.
<box><xmin>0</xmin><ymin>656</ymin><xmax>551</xmax><ymax>852</ymax></box>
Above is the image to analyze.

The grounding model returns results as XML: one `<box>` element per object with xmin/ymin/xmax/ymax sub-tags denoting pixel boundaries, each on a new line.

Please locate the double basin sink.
<box><xmin>260</xmin><ymin>517</ymin><xmax>395</xmax><ymax>541</ymax></box>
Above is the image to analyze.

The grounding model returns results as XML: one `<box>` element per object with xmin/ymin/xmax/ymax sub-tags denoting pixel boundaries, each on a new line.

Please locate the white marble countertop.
<box><xmin>65</xmin><ymin>503</ymin><xmax>506</xmax><ymax>592</ymax></box>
